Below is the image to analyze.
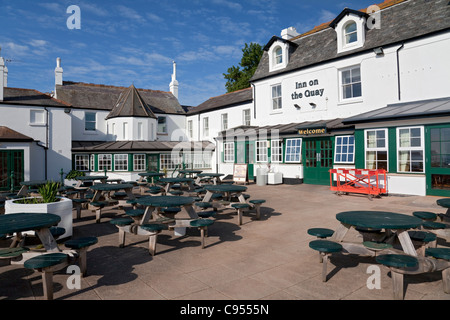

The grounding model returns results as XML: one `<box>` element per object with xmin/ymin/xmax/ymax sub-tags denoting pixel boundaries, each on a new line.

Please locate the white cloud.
<box><xmin>211</xmin><ymin>0</ymin><xmax>242</xmax><ymax>11</ymax></box>
<box><xmin>29</xmin><ymin>40</ymin><xmax>49</xmax><ymax>47</ymax></box>
<box><xmin>116</xmin><ymin>5</ymin><xmax>145</xmax><ymax>23</ymax></box>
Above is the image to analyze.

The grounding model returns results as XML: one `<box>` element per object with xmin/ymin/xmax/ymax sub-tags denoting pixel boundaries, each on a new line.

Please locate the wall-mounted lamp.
<box><xmin>294</xmin><ymin>104</ymin><xmax>301</xmax><ymax>110</ymax></box>
<box><xmin>373</xmin><ymin>47</ymin><xmax>384</xmax><ymax>56</ymax></box>
<box><xmin>309</xmin><ymin>102</ymin><xmax>317</xmax><ymax>108</ymax></box>
<box><xmin>64</xmin><ymin>108</ymin><xmax>71</xmax><ymax>114</ymax></box>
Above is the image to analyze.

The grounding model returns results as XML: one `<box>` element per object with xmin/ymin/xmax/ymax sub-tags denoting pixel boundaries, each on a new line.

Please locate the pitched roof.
<box><xmin>106</xmin><ymin>84</ymin><xmax>157</xmax><ymax>120</ymax></box>
<box><xmin>252</xmin><ymin>0</ymin><xmax>450</xmax><ymax>82</ymax></box>
<box><xmin>343</xmin><ymin>97</ymin><xmax>450</xmax><ymax>124</ymax></box>
<box><xmin>188</xmin><ymin>87</ymin><xmax>253</xmax><ymax>115</ymax></box>
<box><xmin>56</xmin><ymin>81</ymin><xmax>185</xmax><ymax>115</ymax></box>
<box><xmin>0</xmin><ymin>126</ymin><xmax>34</xmax><ymax>142</ymax></box>
<box><xmin>0</xmin><ymin>87</ymin><xmax>70</xmax><ymax>107</ymax></box>
<box><xmin>72</xmin><ymin>140</ymin><xmax>215</xmax><ymax>152</ymax></box>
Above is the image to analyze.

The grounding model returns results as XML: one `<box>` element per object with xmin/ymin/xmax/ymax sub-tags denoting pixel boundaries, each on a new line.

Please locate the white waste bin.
<box><xmin>256</xmin><ymin>168</ymin><xmax>268</xmax><ymax>186</ymax></box>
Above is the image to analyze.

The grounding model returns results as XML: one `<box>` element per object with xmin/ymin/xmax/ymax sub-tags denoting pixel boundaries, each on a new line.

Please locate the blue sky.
<box><xmin>0</xmin><ymin>0</ymin><xmax>377</xmax><ymax>106</ymax></box>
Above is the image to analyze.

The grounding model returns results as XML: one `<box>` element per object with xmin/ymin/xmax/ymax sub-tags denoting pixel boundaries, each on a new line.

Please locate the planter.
<box><xmin>5</xmin><ymin>196</ymin><xmax>73</xmax><ymax>239</ymax></box>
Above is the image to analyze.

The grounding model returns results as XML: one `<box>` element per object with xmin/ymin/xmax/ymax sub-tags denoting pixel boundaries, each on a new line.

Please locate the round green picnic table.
<box><xmin>197</xmin><ymin>173</ymin><xmax>224</xmax><ymax>178</ymax></box>
<box><xmin>89</xmin><ymin>183</ymin><xmax>135</xmax><ymax>201</ymax></box>
<box><xmin>0</xmin><ymin>213</ymin><xmax>62</xmax><ymax>252</ymax></box>
<box><xmin>159</xmin><ymin>177</ymin><xmax>195</xmax><ymax>192</ymax></box>
<box><xmin>335</xmin><ymin>211</ymin><xmax>423</xmax><ymax>256</ymax></box>
<box><xmin>179</xmin><ymin>170</ymin><xmax>203</xmax><ymax>176</ymax></box>
<box><xmin>336</xmin><ymin>211</ymin><xmax>422</xmax><ymax>230</ymax></box>
<box><xmin>19</xmin><ymin>180</ymin><xmax>49</xmax><ymax>187</ymax></box>
<box><xmin>76</xmin><ymin>176</ymin><xmax>108</xmax><ymax>181</ymax></box>
<box><xmin>138</xmin><ymin>172</ymin><xmax>165</xmax><ymax>184</ymax></box>
<box><xmin>136</xmin><ymin>195</ymin><xmax>195</xmax><ymax>208</ymax></box>
<box><xmin>203</xmin><ymin>184</ymin><xmax>247</xmax><ymax>193</ymax></box>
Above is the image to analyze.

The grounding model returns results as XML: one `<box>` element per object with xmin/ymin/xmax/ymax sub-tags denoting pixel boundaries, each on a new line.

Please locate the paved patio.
<box><xmin>1</xmin><ymin>183</ymin><xmax>449</xmax><ymax>301</ymax></box>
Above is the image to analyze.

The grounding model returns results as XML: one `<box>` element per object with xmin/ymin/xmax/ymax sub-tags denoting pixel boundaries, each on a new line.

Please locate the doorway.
<box><xmin>0</xmin><ymin>150</ymin><xmax>24</xmax><ymax>191</ymax></box>
<box><xmin>426</xmin><ymin>125</ymin><xmax>450</xmax><ymax>196</ymax></box>
<box><xmin>303</xmin><ymin>137</ymin><xmax>333</xmax><ymax>185</ymax></box>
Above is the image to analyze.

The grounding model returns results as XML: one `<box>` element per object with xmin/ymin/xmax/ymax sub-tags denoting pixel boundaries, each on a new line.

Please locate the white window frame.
<box><xmin>344</xmin><ymin>21</ymin><xmax>358</xmax><ymax>45</ymax></box>
<box><xmin>114</xmin><ymin>154</ymin><xmax>128</xmax><ymax>171</ymax></box>
<box><xmin>271</xmin><ymin>84</ymin><xmax>282</xmax><ymax>111</ymax></box>
<box><xmin>243</xmin><ymin>109</ymin><xmax>251</xmax><ymax>126</ymax></box>
<box><xmin>334</xmin><ymin>135</ymin><xmax>355</xmax><ymax>164</ymax></box>
<box><xmin>223</xmin><ymin>142</ymin><xmax>235</xmax><ymax>163</ymax></box>
<box><xmin>98</xmin><ymin>154</ymin><xmax>112</xmax><ymax>171</ymax></box>
<box><xmin>85</xmin><ymin>112</ymin><xmax>96</xmax><ymax>131</ymax></box>
<box><xmin>160</xmin><ymin>153</ymin><xmax>181</xmax><ymax>171</ymax></box>
<box><xmin>256</xmin><ymin>140</ymin><xmax>268</xmax><ymax>163</ymax></box>
<box><xmin>90</xmin><ymin>154</ymin><xmax>95</xmax><ymax>171</ymax></box>
<box><xmin>284</xmin><ymin>138</ymin><xmax>302</xmax><ymax>163</ymax></box>
<box><xmin>29</xmin><ymin>109</ymin><xmax>45</xmax><ymax>125</ymax></box>
<box><xmin>187</xmin><ymin>120</ymin><xmax>193</xmax><ymax>139</ymax></box>
<box><xmin>397</xmin><ymin>126</ymin><xmax>424</xmax><ymax>173</ymax></box>
<box><xmin>340</xmin><ymin>65</ymin><xmax>362</xmax><ymax>102</ymax></box>
<box><xmin>203</xmin><ymin>117</ymin><xmax>209</xmax><ymax>137</ymax></box>
<box><xmin>221</xmin><ymin>113</ymin><xmax>228</xmax><ymax>131</ymax></box>
<box><xmin>133</xmin><ymin>154</ymin><xmax>146</xmax><ymax>171</ymax></box>
<box><xmin>271</xmin><ymin>140</ymin><xmax>283</xmax><ymax>163</ymax></box>
<box><xmin>157</xmin><ymin>116</ymin><xmax>167</xmax><ymax>134</ymax></box>
<box><xmin>74</xmin><ymin>154</ymin><xmax>90</xmax><ymax>172</ymax></box>
<box><xmin>274</xmin><ymin>46</ymin><xmax>283</xmax><ymax>65</ymax></box>
<box><xmin>365</xmin><ymin>129</ymin><xmax>388</xmax><ymax>170</ymax></box>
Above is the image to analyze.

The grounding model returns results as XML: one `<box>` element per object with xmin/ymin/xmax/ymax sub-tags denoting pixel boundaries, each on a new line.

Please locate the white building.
<box><xmin>0</xmin><ymin>0</ymin><xmax>449</xmax><ymax>197</ymax></box>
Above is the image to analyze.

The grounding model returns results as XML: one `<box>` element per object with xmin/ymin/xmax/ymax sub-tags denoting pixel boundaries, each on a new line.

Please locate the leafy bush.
<box><xmin>38</xmin><ymin>181</ymin><xmax>60</xmax><ymax>203</ymax></box>
<box><xmin>65</xmin><ymin>170</ymin><xmax>85</xmax><ymax>180</ymax></box>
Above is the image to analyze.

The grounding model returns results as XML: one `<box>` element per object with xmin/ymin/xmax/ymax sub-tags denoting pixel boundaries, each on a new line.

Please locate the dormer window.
<box><xmin>264</xmin><ymin>36</ymin><xmax>294</xmax><ymax>72</ymax></box>
<box><xmin>344</xmin><ymin>22</ymin><xmax>357</xmax><ymax>45</ymax></box>
<box><xmin>330</xmin><ymin>8</ymin><xmax>368</xmax><ymax>54</ymax></box>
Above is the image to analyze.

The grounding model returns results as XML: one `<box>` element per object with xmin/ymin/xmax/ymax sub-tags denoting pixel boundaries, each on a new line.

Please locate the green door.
<box><xmin>426</xmin><ymin>125</ymin><xmax>450</xmax><ymax>196</ymax></box>
<box><xmin>147</xmin><ymin>154</ymin><xmax>159</xmax><ymax>172</ymax></box>
<box><xmin>236</xmin><ymin>141</ymin><xmax>254</xmax><ymax>181</ymax></box>
<box><xmin>303</xmin><ymin>137</ymin><xmax>333</xmax><ymax>185</ymax></box>
<box><xmin>0</xmin><ymin>150</ymin><xmax>24</xmax><ymax>191</ymax></box>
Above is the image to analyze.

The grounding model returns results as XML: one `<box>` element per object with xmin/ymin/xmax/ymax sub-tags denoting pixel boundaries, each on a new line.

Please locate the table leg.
<box><xmin>203</xmin><ymin>191</ymin><xmax>213</xmax><ymax>202</ymax></box>
<box><xmin>35</xmin><ymin>228</ymin><xmax>60</xmax><ymax>253</ymax></box>
<box><xmin>17</xmin><ymin>185</ymin><xmax>28</xmax><ymax>197</ymax></box>
<box><xmin>141</xmin><ymin>206</ymin><xmax>155</xmax><ymax>224</ymax></box>
<box><xmin>125</xmin><ymin>187</ymin><xmax>135</xmax><ymax>200</ymax></box>
<box><xmin>330</xmin><ymin>223</ymin><xmax>351</xmax><ymax>242</ymax></box>
<box><xmin>396</xmin><ymin>229</ymin><xmax>418</xmax><ymax>256</ymax></box>
<box><xmin>184</xmin><ymin>204</ymin><xmax>199</xmax><ymax>219</ymax></box>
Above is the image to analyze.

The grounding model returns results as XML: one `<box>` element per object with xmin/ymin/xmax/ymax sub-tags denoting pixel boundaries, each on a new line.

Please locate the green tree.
<box><xmin>223</xmin><ymin>42</ymin><xmax>263</xmax><ymax>93</ymax></box>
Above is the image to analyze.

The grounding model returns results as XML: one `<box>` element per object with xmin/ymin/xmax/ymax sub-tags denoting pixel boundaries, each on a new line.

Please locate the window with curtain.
<box><xmin>271</xmin><ymin>140</ymin><xmax>283</xmax><ymax>163</ymax></box>
<box><xmin>157</xmin><ymin>117</ymin><xmax>167</xmax><ymax>134</ymax></box>
<box><xmin>274</xmin><ymin>46</ymin><xmax>283</xmax><ymax>65</ymax></box>
<box><xmin>133</xmin><ymin>154</ymin><xmax>146</xmax><ymax>171</ymax></box>
<box><xmin>85</xmin><ymin>112</ymin><xmax>96</xmax><ymax>131</ymax></box>
<box><xmin>114</xmin><ymin>154</ymin><xmax>128</xmax><ymax>171</ymax></box>
<box><xmin>203</xmin><ymin>117</ymin><xmax>209</xmax><ymax>137</ymax></box>
<box><xmin>98</xmin><ymin>154</ymin><xmax>112</xmax><ymax>171</ymax></box>
<box><xmin>74</xmin><ymin>154</ymin><xmax>90</xmax><ymax>171</ymax></box>
<box><xmin>335</xmin><ymin>135</ymin><xmax>355</xmax><ymax>163</ymax></box>
<box><xmin>285</xmin><ymin>138</ymin><xmax>302</xmax><ymax>163</ymax></box>
<box><xmin>365</xmin><ymin>129</ymin><xmax>388</xmax><ymax>170</ymax></box>
<box><xmin>397</xmin><ymin>127</ymin><xmax>424</xmax><ymax>173</ymax></box>
<box><xmin>221</xmin><ymin>113</ymin><xmax>228</xmax><ymax>131</ymax></box>
<box><xmin>243</xmin><ymin>109</ymin><xmax>251</xmax><ymax>126</ymax></box>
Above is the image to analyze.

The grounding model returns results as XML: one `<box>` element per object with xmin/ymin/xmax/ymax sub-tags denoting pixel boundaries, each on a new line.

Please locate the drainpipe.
<box><xmin>396</xmin><ymin>42</ymin><xmax>404</xmax><ymax>101</ymax></box>
<box><xmin>213</xmin><ymin>137</ymin><xmax>219</xmax><ymax>174</ymax></box>
<box><xmin>44</xmin><ymin>107</ymin><xmax>49</xmax><ymax>180</ymax></box>
<box><xmin>251</xmin><ymin>83</ymin><xmax>256</xmax><ymax>120</ymax></box>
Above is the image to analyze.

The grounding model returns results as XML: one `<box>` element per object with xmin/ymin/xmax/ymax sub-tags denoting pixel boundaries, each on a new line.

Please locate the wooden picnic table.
<box><xmin>195</xmin><ymin>173</ymin><xmax>224</xmax><ymax>185</ymax></box>
<box><xmin>138</xmin><ymin>172</ymin><xmax>165</xmax><ymax>185</ymax></box>
<box><xmin>159</xmin><ymin>177</ymin><xmax>195</xmax><ymax>193</ymax></box>
<box><xmin>75</xmin><ymin>176</ymin><xmax>108</xmax><ymax>187</ymax></box>
<box><xmin>332</xmin><ymin>210</ymin><xmax>422</xmax><ymax>256</ymax></box>
<box><xmin>437</xmin><ymin>198</ymin><xmax>450</xmax><ymax>223</ymax></box>
<box><xmin>202</xmin><ymin>184</ymin><xmax>247</xmax><ymax>203</ymax></box>
<box><xmin>178</xmin><ymin>169</ymin><xmax>203</xmax><ymax>178</ymax></box>
<box><xmin>0</xmin><ymin>212</ymin><xmax>61</xmax><ymax>253</ymax></box>
<box><xmin>89</xmin><ymin>183</ymin><xmax>135</xmax><ymax>202</ymax></box>
<box><xmin>17</xmin><ymin>180</ymin><xmax>49</xmax><ymax>196</ymax></box>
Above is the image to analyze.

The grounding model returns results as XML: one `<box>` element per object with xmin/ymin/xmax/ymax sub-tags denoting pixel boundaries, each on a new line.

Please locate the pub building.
<box><xmin>214</xmin><ymin>0</ymin><xmax>450</xmax><ymax>196</ymax></box>
<box><xmin>0</xmin><ymin>0</ymin><xmax>449</xmax><ymax>198</ymax></box>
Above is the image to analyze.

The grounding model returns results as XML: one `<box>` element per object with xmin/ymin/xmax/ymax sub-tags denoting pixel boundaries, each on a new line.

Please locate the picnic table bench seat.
<box><xmin>413</xmin><ymin>211</ymin><xmax>437</xmax><ymax>221</ymax></box>
<box><xmin>139</xmin><ymin>223</ymin><xmax>168</xmax><ymax>256</ymax></box>
<box><xmin>125</xmin><ymin>209</ymin><xmax>145</xmax><ymax>218</ymax></box>
<box><xmin>197</xmin><ymin>211</ymin><xmax>216</xmax><ymax>218</ymax></box>
<box><xmin>425</xmin><ymin>248</ymin><xmax>450</xmax><ymax>294</ymax></box>
<box><xmin>190</xmin><ymin>218</ymin><xmax>214</xmax><ymax>249</ymax></box>
<box><xmin>307</xmin><ymin>228</ymin><xmax>334</xmax><ymax>239</ymax></box>
<box><xmin>309</xmin><ymin>240</ymin><xmax>343</xmax><ymax>282</ymax></box>
<box><xmin>72</xmin><ymin>198</ymin><xmax>90</xmax><ymax>219</ymax></box>
<box><xmin>422</xmin><ymin>221</ymin><xmax>446</xmax><ymax>230</ymax></box>
<box><xmin>249</xmin><ymin>199</ymin><xmax>266</xmax><ymax>220</ymax></box>
<box><xmin>363</xmin><ymin>241</ymin><xmax>393</xmax><ymax>251</ymax></box>
<box><xmin>0</xmin><ymin>246</ymin><xmax>29</xmax><ymax>265</ymax></box>
<box><xmin>64</xmin><ymin>236</ymin><xmax>98</xmax><ymax>276</ymax></box>
<box><xmin>169</xmin><ymin>190</ymin><xmax>184</xmax><ymax>196</ymax></box>
<box><xmin>24</xmin><ymin>253</ymin><xmax>69</xmax><ymax>300</ymax></box>
<box><xmin>195</xmin><ymin>202</ymin><xmax>213</xmax><ymax>209</ymax></box>
<box><xmin>89</xmin><ymin>200</ymin><xmax>118</xmax><ymax>223</ymax></box>
<box><xmin>376</xmin><ymin>253</ymin><xmax>420</xmax><ymax>300</ymax></box>
<box><xmin>231</xmin><ymin>202</ymin><xmax>250</xmax><ymax>225</ymax></box>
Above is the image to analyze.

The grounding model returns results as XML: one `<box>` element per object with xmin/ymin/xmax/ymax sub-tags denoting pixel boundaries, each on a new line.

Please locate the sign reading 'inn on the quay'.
<box><xmin>291</xmin><ymin>78</ymin><xmax>325</xmax><ymax>100</ymax></box>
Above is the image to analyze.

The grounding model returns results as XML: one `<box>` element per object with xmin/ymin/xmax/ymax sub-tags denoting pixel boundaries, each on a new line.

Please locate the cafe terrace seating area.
<box><xmin>0</xmin><ymin>173</ymin><xmax>449</xmax><ymax>300</ymax></box>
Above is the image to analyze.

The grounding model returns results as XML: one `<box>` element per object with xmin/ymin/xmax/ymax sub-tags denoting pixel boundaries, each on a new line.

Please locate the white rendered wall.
<box><xmin>71</xmin><ymin>109</ymin><xmax>109</xmax><ymax>141</ymax></box>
